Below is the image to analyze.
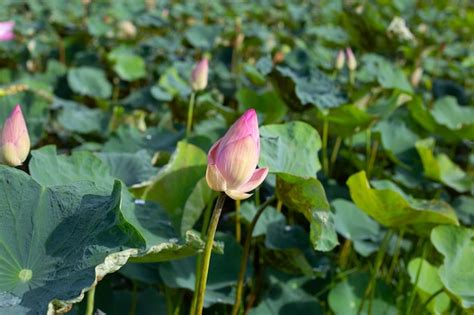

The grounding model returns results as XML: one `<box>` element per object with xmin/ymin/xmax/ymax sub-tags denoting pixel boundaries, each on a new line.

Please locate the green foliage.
<box><xmin>259</xmin><ymin>121</ymin><xmax>322</xmax><ymax>178</ymax></box>
<box><xmin>431</xmin><ymin>226</ymin><xmax>474</xmax><ymax>308</ymax></box>
<box><xmin>347</xmin><ymin>171</ymin><xmax>459</xmax><ymax>233</ymax></box>
<box><xmin>0</xmin><ymin>0</ymin><xmax>472</xmax><ymax>313</ymax></box>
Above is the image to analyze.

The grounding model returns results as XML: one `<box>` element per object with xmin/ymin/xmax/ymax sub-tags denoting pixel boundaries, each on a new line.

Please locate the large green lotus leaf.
<box><xmin>97</xmin><ymin>150</ymin><xmax>157</xmax><ymax>188</ymax></box>
<box><xmin>407</xmin><ymin>258</ymin><xmax>451</xmax><ymax>314</ymax></box>
<box><xmin>249</xmin><ymin>276</ymin><xmax>323</xmax><ymax>315</ymax></box>
<box><xmin>240</xmin><ymin>202</ymin><xmax>285</xmax><ymax>237</ymax></box>
<box><xmin>374</xmin><ymin>119</ymin><xmax>419</xmax><ymax>165</ymax></box>
<box><xmin>408</xmin><ymin>97</ymin><xmax>474</xmax><ymax>142</ymax></box>
<box><xmin>158</xmin><ymin>66</ymin><xmax>191</xmax><ymax>99</ymax></box>
<box><xmin>347</xmin><ymin>171</ymin><xmax>458</xmax><ymax>233</ymax></box>
<box><xmin>143</xmin><ymin>141</ymin><xmax>213</xmax><ymax>235</ymax></box>
<box><xmin>317</xmin><ymin>104</ymin><xmax>374</xmax><ymax>138</ymax></box>
<box><xmin>55</xmin><ymin>98</ymin><xmax>108</xmax><ymax>135</ymax></box>
<box><xmin>430</xmin><ymin>97</ymin><xmax>474</xmax><ymax>130</ymax></box>
<box><xmin>28</xmin><ymin>146</ymin><xmax>207</xmax><ymax>263</ymax></box>
<box><xmin>0</xmin><ymin>166</ymin><xmax>144</xmax><ymax>315</ymax></box>
<box><xmin>376</xmin><ymin>62</ymin><xmax>413</xmax><ymax>93</ymax></box>
<box><xmin>453</xmin><ymin>196</ymin><xmax>474</xmax><ymax>225</ymax></box>
<box><xmin>0</xmin><ymin>90</ymin><xmax>50</xmax><ymax>145</ymax></box>
<box><xmin>309</xmin><ymin>25</ymin><xmax>349</xmax><ymax>45</ymax></box>
<box><xmin>276</xmin><ymin>66</ymin><xmax>347</xmax><ymax>109</ymax></box>
<box><xmin>259</xmin><ymin>121</ymin><xmax>322</xmax><ymax>178</ymax></box>
<box><xmin>67</xmin><ymin>67</ymin><xmax>112</xmax><ymax>99</ymax></box>
<box><xmin>108</xmin><ymin>50</ymin><xmax>146</xmax><ymax>81</ymax></box>
<box><xmin>328</xmin><ymin>273</ymin><xmax>397</xmax><ymax>315</ymax></box>
<box><xmin>264</xmin><ymin>220</ymin><xmax>329</xmax><ymax>276</ymax></box>
<box><xmin>236</xmin><ymin>87</ymin><xmax>287</xmax><ymax>124</ymax></box>
<box><xmin>276</xmin><ymin>174</ymin><xmax>338</xmax><ymax>251</ymax></box>
<box><xmin>416</xmin><ymin>138</ymin><xmax>473</xmax><ymax>193</ymax></box>
<box><xmin>431</xmin><ymin>225</ymin><xmax>474</xmax><ymax>308</ymax></box>
<box><xmin>184</xmin><ymin>24</ymin><xmax>220</xmax><ymax>49</ymax></box>
<box><xmin>159</xmin><ymin>233</ymin><xmax>240</xmax><ymax>307</ymax></box>
<box><xmin>357</xmin><ymin>54</ymin><xmax>412</xmax><ymax>93</ymax></box>
<box><xmin>29</xmin><ymin>146</ymin><xmax>113</xmax><ymax>192</ymax></box>
<box><xmin>333</xmin><ymin>199</ymin><xmax>381</xmax><ymax>257</ymax></box>
<box><xmin>102</xmin><ymin>125</ymin><xmax>182</xmax><ymax>154</ymax></box>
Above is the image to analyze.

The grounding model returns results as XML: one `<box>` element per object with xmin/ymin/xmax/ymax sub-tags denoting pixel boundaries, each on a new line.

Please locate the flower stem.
<box><xmin>357</xmin><ymin>230</ymin><xmax>392</xmax><ymax>315</ymax></box>
<box><xmin>235</xmin><ymin>199</ymin><xmax>241</xmax><ymax>242</ymax></box>
<box><xmin>193</xmin><ymin>193</ymin><xmax>227</xmax><ymax>315</ymax></box>
<box><xmin>322</xmin><ymin>117</ymin><xmax>329</xmax><ymax>176</ymax></box>
<box><xmin>330</xmin><ymin>136</ymin><xmax>342</xmax><ymax>175</ymax></box>
<box><xmin>186</xmin><ymin>92</ymin><xmax>196</xmax><ymax>137</ymax></box>
<box><xmin>85</xmin><ymin>286</ymin><xmax>95</xmax><ymax>315</ymax></box>
<box><xmin>190</xmin><ymin>198</ymin><xmax>215</xmax><ymax>314</ymax></box>
<box><xmin>231</xmin><ymin>196</ymin><xmax>276</xmax><ymax>315</ymax></box>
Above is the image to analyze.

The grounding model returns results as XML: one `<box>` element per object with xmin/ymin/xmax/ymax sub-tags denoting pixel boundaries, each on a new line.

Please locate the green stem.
<box><xmin>419</xmin><ymin>288</ymin><xmax>444</xmax><ymax>312</ymax></box>
<box><xmin>231</xmin><ymin>196</ymin><xmax>276</xmax><ymax>315</ymax></box>
<box><xmin>85</xmin><ymin>286</ymin><xmax>95</xmax><ymax>315</ymax></box>
<box><xmin>200</xmin><ymin>199</ymin><xmax>214</xmax><ymax>237</ymax></box>
<box><xmin>276</xmin><ymin>200</ymin><xmax>283</xmax><ymax>212</ymax></box>
<box><xmin>357</xmin><ymin>230</ymin><xmax>393</xmax><ymax>315</ymax></box>
<box><xmin>386</xmin><ymin>229</ymin><xmax>405</xmax><ymax>282</ymax></box>
<box><xmin>330</xmin><ymin>136</ymin><xmax>342</xmax><ymax>175</ymax></box>
<box><xmin>367</xmin><ymin>139</ymin><xmax>379</xmax><ymax>178</ymax></box>
<box><xmin>191</xmin><ymin>198</ymin><xmax>216</xmax><ymax>314</ymax></box>
<box><xmin>349</xmin><ymin>70</ymin><xmax>355</xmax><ymax>86</ymax></box>
<box><xmin>365</xmin><ymin>128</ymin><xmax>371</xmax><ymax>175</ymax></box>
<box><xmin>322</xmin><ymin>117</ymin><xmax>329</xmax><ymax>176</ymax></box>
<box><xmin>194</xmin><ymin>194</ymin><xmax>227</xmax><ymax>315</ymax></box>
<box><xmin>186</xmin><ymin>92</ymin><xmax>196</xmax><ymax>137</ymax></box>
<box><xmin>406</xmin><ymin>242</ymin><xmax>428</xmax><ymax>315</ymax></box>
<box><xmin>255</xmin><ymin>188</ymin><xmax>260</xmax><ymax>207</ymax></box>
<box><xmin>235</xmin><ymin>199</ymin><xmax>241</xmax><ymax>242</ymax></box>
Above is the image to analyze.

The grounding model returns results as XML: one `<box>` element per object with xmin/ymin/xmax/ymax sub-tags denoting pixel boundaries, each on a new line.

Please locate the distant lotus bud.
<box><xmin>410</xmin><ymin>67</ymin><xmax>423</xmax><ymax>87</ymax></box>
<box><xmin>191</xmin><ymin>58</ymin><xmax>209</xmax><ymax>91</ymax></box>
<box><xmin>0</xmin><ymin>105</ymin><xmax>30</xmax><ymax>166</ymax></box>
<box><xmin>206</xmin><ymin>109</ymin><xmax>268</xmax><ymax>200</ymax></box>
<box><xmin>0</xmin><ymin>21</ymin><xmax>15</xmax><ymax>42</ymax></box>
<box><xmin>346</xmin><ymin>47</ymin><xmax>357</xmax><ymax>71</ymax></box>
<box><xmin>118</xmin><ymin>20</ymin><xmax>136</xmax><ymax>39</ymax></box>
<box><xmin>335</xmin><ymin>50</ymin><xmax>345</xmax><ymax>70</ymax></box>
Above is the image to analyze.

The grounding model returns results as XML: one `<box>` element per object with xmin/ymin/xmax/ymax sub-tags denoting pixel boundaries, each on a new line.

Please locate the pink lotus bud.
<box><xmin>0</xmin><ymin>21</ymin><xmax>15</xmax><ymax>42</ymax></box>
<box><xmin>0</xmin><ymin>105</ymin><xmax>30</xmax><ymax>166</ymax></box>
<box><xmin>206</xmin><ymin>109</ymin><xmax>268</xmax><ymax>200</ymax></box>
<box><xmin>346</xmin><ymin>47</ymin><xmax>357</xmax><ymax>71</ymax></box>
<box><xmin>191</xmin><ymin>58</ymin><xmax>209</xmax><ymax>91</ymax></box>
<box><xmin>410</xmin><ymin>67</ymin><xmax>423</xmax><ymax>87</ymax></box>
<box><xmin>335</xmin><ymin>49</ymin><xmax>345</xmax><ymax>70</ymax></box>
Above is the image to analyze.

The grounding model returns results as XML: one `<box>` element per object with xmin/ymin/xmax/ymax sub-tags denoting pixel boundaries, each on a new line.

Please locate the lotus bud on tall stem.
<box><xmin>346</xmin><ymin>47</ymin><xmax>357</xmax><ymax>86</ymax></box>
<box><xmin>0</xmin><ymin>21</ymin><xmax>15</xmax><ymax>42</ymax></box>
<box><xmin>193</xmin><ymin>109</ymin><xmax>268</xmax><ymax>315</ymax></box>
<box><xmin>0</xmin><ymin>105</ymin><xmax>30</xmax><ymax>167</ymax></box>
<box><xmin>187</xmin><ymin>58</ymin><xmax>209</xmax><ymax>137</ymax></box>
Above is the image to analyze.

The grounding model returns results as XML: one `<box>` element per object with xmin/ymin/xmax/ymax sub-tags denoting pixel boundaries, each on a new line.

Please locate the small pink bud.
<box><xmin>0</xmin><ymin>21</ymin><xmax>15</xmax><ymax>42</ymax></box>
<box><xmin>346</xmin><ymin>47</ymin><xmax>357</xmax><ymax>71</ymax></box>
<box><xmin>410</xmin><ymin>67</ymin><xmax>423</xmax><ymax>87</ymax></box>
<box><xmin>206</xmin><ymin>109</ymin><xmax>268</xmax><ymax>200</ymax></box>
<box><xmin>335</xmin><ymin>50</ymin><xmax>345</xmax><ymax>70</ymax></box>
<box><xmin>0</xmin><ymin>105</ymin><xmax>30</xmax><ymax>166</ymax></box>
<box><xmin>191</xmin><ymin>58</ymin><xmax>209</xmax><ymax>91</ymax></box>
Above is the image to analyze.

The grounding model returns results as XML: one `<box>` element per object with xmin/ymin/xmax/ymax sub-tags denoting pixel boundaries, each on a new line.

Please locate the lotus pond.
<box><xmin>0</xmin><ymin>1</ymin><xmax>473</xmax><ymax>315</ymax></box>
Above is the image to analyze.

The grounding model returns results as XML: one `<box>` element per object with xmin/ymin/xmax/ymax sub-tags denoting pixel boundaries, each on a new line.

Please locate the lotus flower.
<box><xmin>0</xmin><ymin>105</ymin><xmax>30</xmax><ymax>166</ymax></box>
<box><xmin>206</xmin><ymin>109</ymin><xmax>268</xmax><ymax>200</ymax></box>
<box><xmin>346</xmin><ymin>47</ymin><xmax>357</xmax><ymax>71</ymax></box>
<box><xmin>191</xmin><ymin>58</ymin><xmax>209</xmax><ymax>91</ymax></box>
<box><xmin>335</xmin><ymin>49</ymin><xmax>345</xmax><ymax>70</ymax></box>
<box><xmin>0</xmin><ymin>21</ymin><xmax>15</xmax><ymax>42</ymax></box>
